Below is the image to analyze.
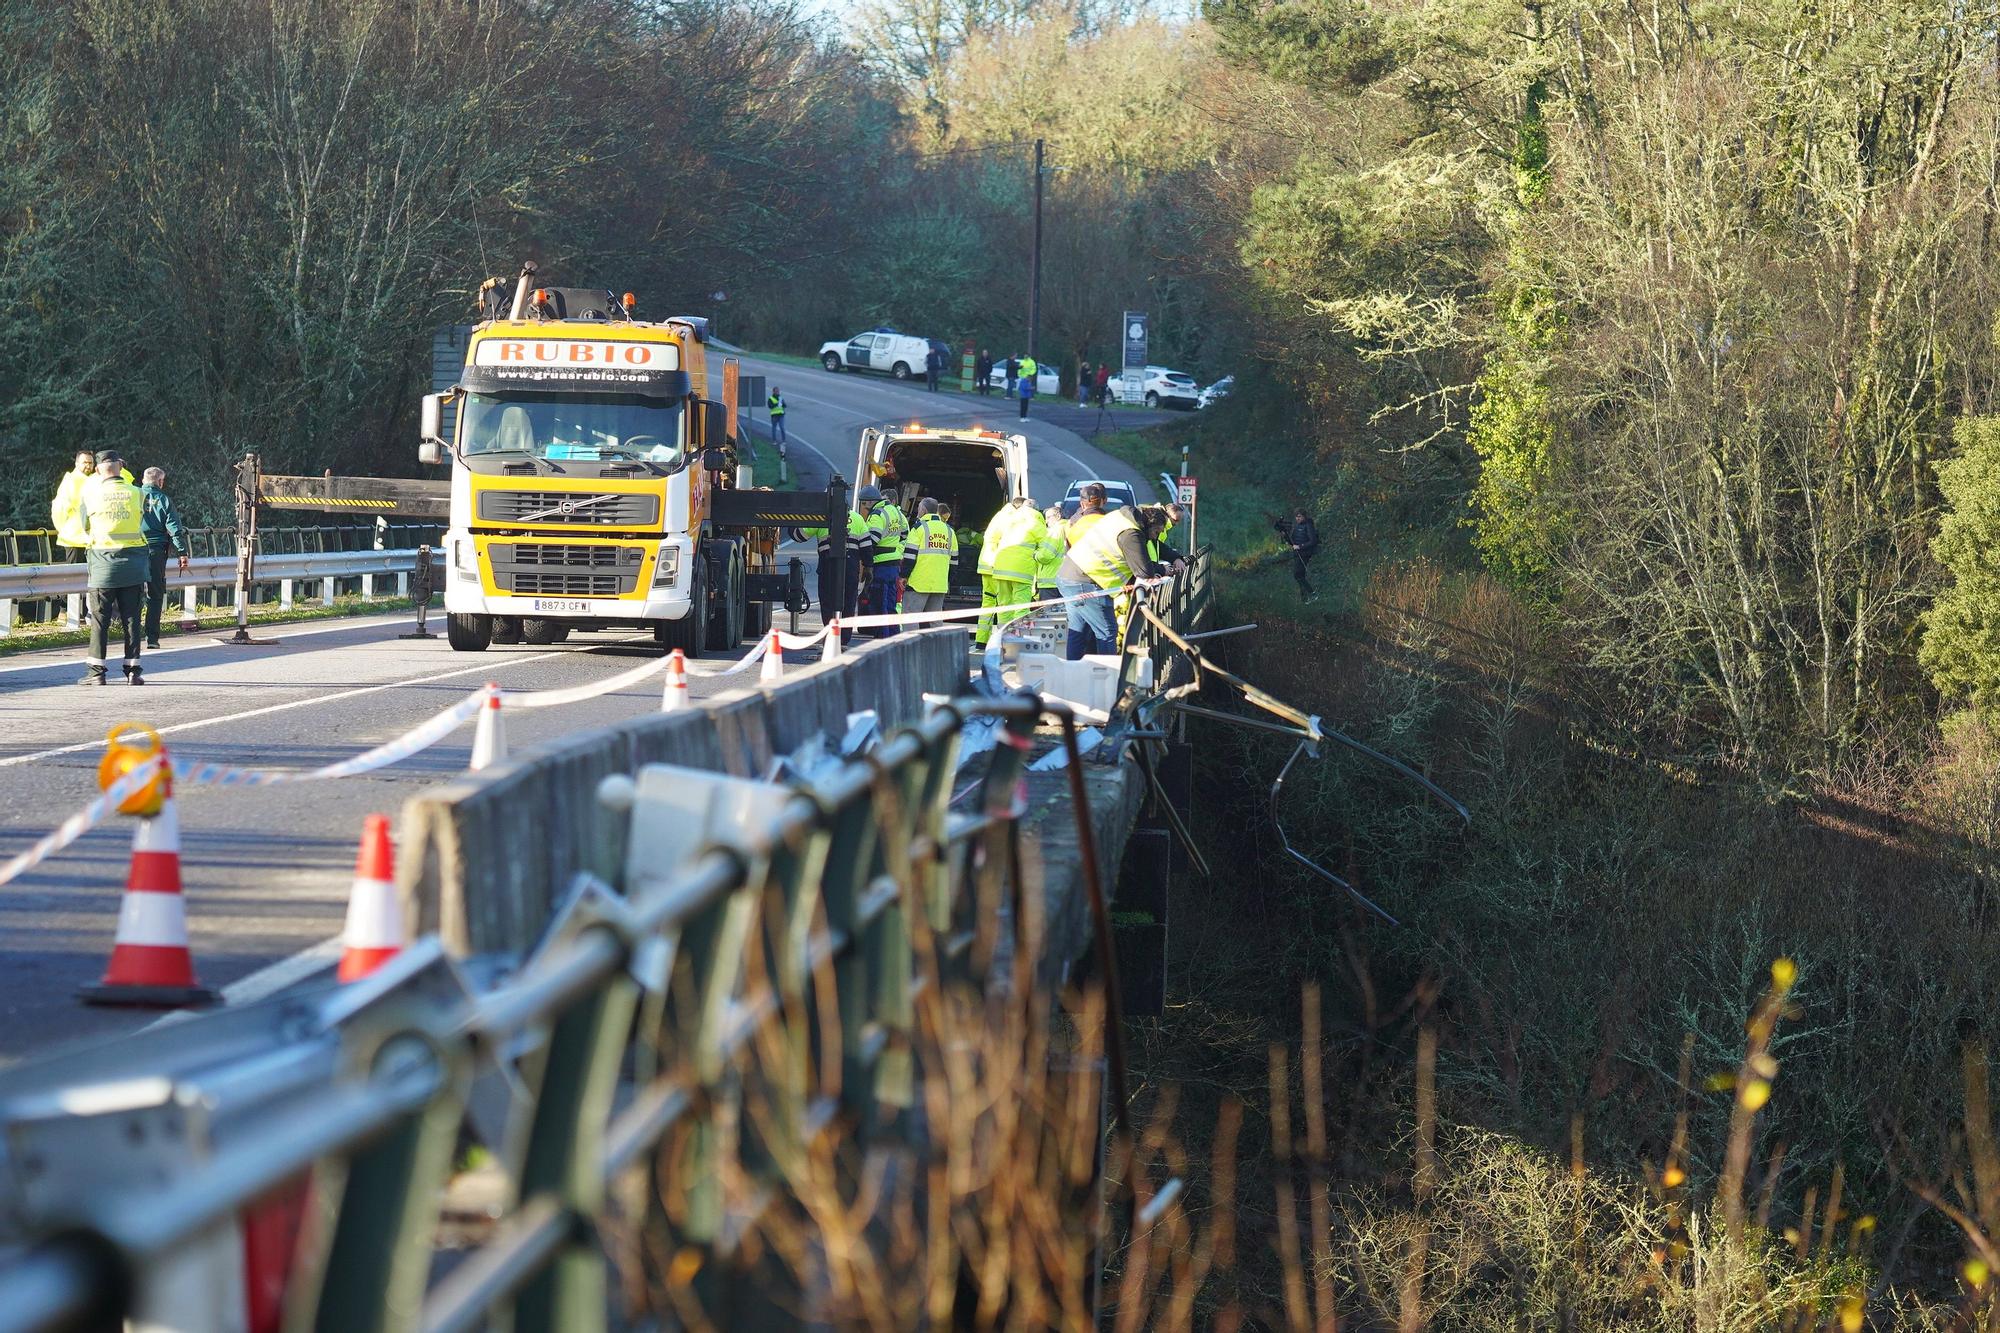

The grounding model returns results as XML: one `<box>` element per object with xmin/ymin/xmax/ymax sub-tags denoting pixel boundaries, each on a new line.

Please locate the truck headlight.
<box><xmin>451</xmin><ymin>539</ymin><xmax>476</xmax><ymax>573</ymax></box>
<box><xmin>653</xmin><ymin>544</ymin><xmax>681</xmax><ymax>587</ymax></box>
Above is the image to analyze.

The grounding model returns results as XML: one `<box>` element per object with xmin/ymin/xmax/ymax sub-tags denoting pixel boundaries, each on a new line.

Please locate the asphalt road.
<box><xmin>0</xmin><ymin>357</ymin><xmax>1153</xmax><ymax>1064</ymax></box>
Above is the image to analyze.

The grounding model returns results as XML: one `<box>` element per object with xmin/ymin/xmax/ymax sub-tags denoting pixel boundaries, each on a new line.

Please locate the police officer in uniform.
<box><xmin>797</xmin><ymin>497</ymin><xmax>874</xmax><ymax>643</ymax></box>
<box><xmin>901</xmin><ymin>498</ymin><xmax>958</xmax><ymax>615</ymax></box>
<box><xmin>78</xmin><ymin>452</ymin><xmax>150</xmax><ymax>685</ymax></box>
<box><xmin>856</xmin><ymin>485</ymin><xmax>904</xmax><ymax>637</ymax></box>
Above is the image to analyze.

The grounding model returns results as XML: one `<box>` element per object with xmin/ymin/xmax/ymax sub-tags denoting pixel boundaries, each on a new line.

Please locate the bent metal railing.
<box><xmin>0</xmin><ymin>693</ymin><xmax>1113</xmax><ymax>1333</ymax></box>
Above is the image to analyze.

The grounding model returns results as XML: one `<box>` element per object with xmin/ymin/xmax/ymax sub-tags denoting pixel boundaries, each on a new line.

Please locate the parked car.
<box><xmin>1196</xmin><ymin>375</ymin><xmax>1234</xmax><ymax>409</ymax></box>
<box><xmin>1139</xmin><ymin>365</ymin><xmax>1201</xmax><ymax>410</ymax></box>
<box><xmin>985</xmin><ymin>361</ymin><xmax>1062</xmax><ymax>395</ymax></box>
<box><xmin>818</xmin><ymin>328</ymin><xmax>940</xmax><ymax>381</ymax></box>
<box><xmin>1058</xmin><ymin>478</ymin><xmax>1139</xmax><ymax>520</ymax></box>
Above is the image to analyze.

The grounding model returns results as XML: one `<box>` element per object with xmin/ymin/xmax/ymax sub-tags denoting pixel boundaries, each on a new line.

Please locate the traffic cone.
<box><xmin>79</xmin><ymin>777</ymin><xmax>218</xmax><ymax>1008</ymax></box>
<box><xmin>759</xmin><ymin>627</ymin><xmax>784</xmax><ymax>683</ymax></box>
<box><xmin>660</xmin><ymin>648</ymin><xmax>690</xmax><ymax>713</ymax></box>
<box><xmin>337</xmin><ymin>814</ymin><xmax>402</xmax><ymax>983</ymax></box>
<box><xmin>470</xmin><ymin>682</ymin><xmax>506</xmax><ymax>771</ymax></box>
<box><xmin>824</xmin><ymin>617</ymin><xmax>844</xmax><ymax>664</ymax></box>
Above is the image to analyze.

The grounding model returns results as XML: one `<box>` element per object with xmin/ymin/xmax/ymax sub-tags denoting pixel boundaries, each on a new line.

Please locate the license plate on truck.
<box><xmin>531</xmin><ymin>599</ymin><xmax>588</xmax><ymax>613</ymax></box>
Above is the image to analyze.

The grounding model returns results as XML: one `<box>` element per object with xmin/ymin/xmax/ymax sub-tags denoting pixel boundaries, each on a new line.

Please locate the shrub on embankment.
<box><xmin>1086</xmin><ymin>421</ymin><xmax>2000</xmax><ymax>1322</ymax></box>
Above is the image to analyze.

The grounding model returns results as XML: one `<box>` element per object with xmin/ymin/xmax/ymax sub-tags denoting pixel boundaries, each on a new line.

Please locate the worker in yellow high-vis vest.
<box><xmin>976</xmin><ymin>496</ymin><xmax>1046</xmax><ymax>646</ymax></box>
<box><xmin>1036</xmin><ymin>503</ymin><xmax>1067</xmax><ymax>596</ymax></box>
<box><xmin>1057</xmin><ymin>502</ymin><xmax>1182</xmax><ymax>660</ymax></box>
<box><xmin>901</xmin><ymin>498</ymin><xmax>958</xmax><ymax>615</ymax></box>
<box><xmin>77</xmin><ymin>452</ymin><xmax>150</xmax><ymax>685</ymax></box>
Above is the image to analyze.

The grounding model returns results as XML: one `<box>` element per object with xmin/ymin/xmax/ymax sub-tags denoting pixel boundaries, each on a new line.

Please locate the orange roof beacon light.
<box><xmin>622</xmin><ymin>292</ymin><xmax>637</xmax><ymax>312</ymax></box>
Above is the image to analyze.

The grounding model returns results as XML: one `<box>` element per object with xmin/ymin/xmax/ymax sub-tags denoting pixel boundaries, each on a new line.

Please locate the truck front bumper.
<box><xmin>444</xmin><ymin>585</ymin><xmax>694</xmax><ymax>622</ymax></box>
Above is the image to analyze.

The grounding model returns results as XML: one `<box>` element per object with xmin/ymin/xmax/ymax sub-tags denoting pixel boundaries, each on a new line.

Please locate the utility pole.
<box><xmin>1029</xmin><ymin>138</ymin><xmax>1044</xmax><ymax>363</ymax></box>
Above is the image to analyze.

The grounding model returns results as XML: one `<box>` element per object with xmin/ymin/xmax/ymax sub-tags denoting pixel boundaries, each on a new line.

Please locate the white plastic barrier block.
<box><xmin>624</xmin><ymin>763</ymin><xmax>793</xmax><ymax>887</ymax></box>
<box><xmin>1013</xmin><ymin>652</ymin><xmax>1154</xmax><ymax>716</ymax></box>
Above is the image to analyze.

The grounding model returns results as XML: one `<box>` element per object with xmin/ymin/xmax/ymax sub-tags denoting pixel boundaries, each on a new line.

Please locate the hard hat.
<box><xmin>856</xmin><ymin>484</ymin><xmax>883</xmax><ymax>503</ymax></box>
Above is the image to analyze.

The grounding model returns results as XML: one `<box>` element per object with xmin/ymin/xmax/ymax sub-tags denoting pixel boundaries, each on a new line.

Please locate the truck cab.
<box><xmin>856</xmin><ymin>425</ymin><xmax>1029</xmax><ymax>597</ymax></box>
<box><xmin>420</xmin><ymin>271</ymin><xmax>764</xmax><ymax>655</ymax></box>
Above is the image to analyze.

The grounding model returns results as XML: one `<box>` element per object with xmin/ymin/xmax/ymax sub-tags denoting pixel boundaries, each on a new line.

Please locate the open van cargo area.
<box><xmin>861</xmin><ymin>427</ymin><xmax>1028</xmax><ymax>597</ymax></box>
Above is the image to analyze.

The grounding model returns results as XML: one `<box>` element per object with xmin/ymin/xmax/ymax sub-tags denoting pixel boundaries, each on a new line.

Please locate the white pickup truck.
<box><xmin>818</xmin><ymin>329</ymin><xmax>944</xmax><ymax>381</ymax></box>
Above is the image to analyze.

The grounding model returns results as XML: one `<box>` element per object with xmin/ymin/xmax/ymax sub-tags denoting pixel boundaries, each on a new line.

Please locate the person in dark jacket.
<box><xmin>975</xmin><ymin>350</ymin><xmax>993</xmax><ymax>395</ymax></box>
<box><xmin>924</xmin><ymin>345</ymin><xmax>942</xmax><ymax>392</ymax></box>
<box><xmin>1275</xmin><ymin>508</ymin><xmax>1319</xmax><ymax>602</ymax></box>
<box><xmin>139</xmin><ymin>467</ymin><xmax>191</xmax><ymax>648</ymax></box>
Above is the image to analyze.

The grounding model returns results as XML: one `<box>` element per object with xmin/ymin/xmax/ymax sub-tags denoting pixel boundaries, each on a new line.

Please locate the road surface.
<box><xmin>0</xmin><ymin>361</ymin><xmax>1154</xmax><ymax>1063</ymax></box>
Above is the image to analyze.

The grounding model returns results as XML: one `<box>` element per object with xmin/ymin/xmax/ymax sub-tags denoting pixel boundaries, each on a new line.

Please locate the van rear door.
<box><xmin>1003</xmin><ymin>434</ymin><xmax>1031</xmax><ymax>502</ymax></box>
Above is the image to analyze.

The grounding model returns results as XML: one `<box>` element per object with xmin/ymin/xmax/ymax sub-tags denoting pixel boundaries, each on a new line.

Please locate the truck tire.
<box><xmin>822</xmin><ymin>352</ymin><xmax>842</xmax><ymax>372</ymax></box>
<box><xmin>521</xmin><ymin>618</ymin><xmax>570</xmax><ymax>645</ymax></box>
<box><xmin>654</xmin><ymin>563</ymin><xmax>705</xmax><ymax>659</ymax></box>
<box><xmin>705</xmin><ymin>544</ymin><xmax>745</xmax><ymax>652</ymax></box>
<box><xmin>446</xmin><ymin>613</ymin><xmax>492</xmax><ymax>652</ymax></box>
<box><xmin>892</xmin><ymin>362</ymin><xmax>912</xmax><ymax>380</ymax></box>
<box><xmin>493</xmin><ymin>617</ymin><xmax>524</xmax><ymax>645</ymax></box>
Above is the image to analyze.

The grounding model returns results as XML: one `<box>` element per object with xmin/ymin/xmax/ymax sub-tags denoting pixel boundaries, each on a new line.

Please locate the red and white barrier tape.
<box><xmin>175</xmin><ymin>692</ymin><xmax>489</xmax><ymax>786</ymax></box>
<box><xmin>0</xmin><ymin>756</ymin><xmax>164</xmax><ymax>888</ymax></box>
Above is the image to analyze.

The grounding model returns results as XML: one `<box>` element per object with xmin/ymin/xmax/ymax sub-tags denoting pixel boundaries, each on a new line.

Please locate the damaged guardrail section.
<box><xmin>0</xmin><ymin>686</ymin><xmax>1074</xmax><ymax>1333</ymax></box>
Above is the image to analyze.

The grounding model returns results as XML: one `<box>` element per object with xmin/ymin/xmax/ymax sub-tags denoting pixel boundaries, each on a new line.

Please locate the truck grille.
<box><xmin>478</xmin><ymin>490</ymin><xmax>660</xmax><ymax>526</ymax></box>
<box><xmin>487</xmin><ymin>543</ymin><xmax>644</xmax><ymax>597</ymax></box>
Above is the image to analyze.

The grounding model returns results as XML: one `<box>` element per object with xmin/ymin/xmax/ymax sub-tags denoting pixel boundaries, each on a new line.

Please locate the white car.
<box><xmin>1058</xmin><ymin>478</ymin><xmax>1138</xmax><ymax>520</ymax></box>
<box><xmin>819</xmin><ymin>329</ymin><xmax>941</xmax><ymax>381</ymax></box>
<box><xmin>1197</xmin><ymin>375</ymin><xmax>1234</xmax><ymax>409</ymax></box>
<box><xmin>986</xmin><ymin>361</ymin><xmax>1062</xmax><ymax>395</ymax></box>
<box><xmin>1139</xmin><ymin>366</ymin><xmax>1200</xmax><ymax>410</ymax></box>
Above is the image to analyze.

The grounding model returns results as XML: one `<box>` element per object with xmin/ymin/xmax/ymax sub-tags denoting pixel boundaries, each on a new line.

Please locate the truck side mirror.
<box><xmin>418</xmin><ymin>440</ymin><xmax>443</xmax><ymax>466</ymax></box>
<box><xmin>701</xmin><ymin>400</ymin><xmax>729</xmax><ymax>447</ymax></box>
<box><xmin>420</xmin><ymin>393</ymin><xmax>444</xmax><ymax>444</ymax></box>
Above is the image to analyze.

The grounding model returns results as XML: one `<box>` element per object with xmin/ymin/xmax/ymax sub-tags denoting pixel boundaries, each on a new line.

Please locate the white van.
<box><xmin>856</xmin><ymin>424</ymin><xmax>1030</xmax><ymax>598</ymax></box>
<box><xmin>819</xmin><ymin>328</ymin><xmax>943</xmax><ymax>381</ymax></box>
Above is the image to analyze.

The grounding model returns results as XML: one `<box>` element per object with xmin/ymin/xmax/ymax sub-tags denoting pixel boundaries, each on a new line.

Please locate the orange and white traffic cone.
<box><xmin>824</xmin><ymin>616</ymin><xmax>843</xmax><ymax>663</ymax></box>
<box><xmin>470</xmin><ymin>682</ymin><xmax>506</xmax><ymax>771</ymax></box>
<box><xmin>79</xmin><ymin>776</ymin><xmax>218</xmax><ymax>1008</ymax></box>
<box><xmin>337</xmin><ymin>814</ymin><xmax>402</xmax><ymax>983</ymax></box>
<box><xmin>759</xmin><ymin>627</ymin><xmax>784</xmax><ymax>683</ymax></box>
<box><xmin>660</xmin><ymin>648</ymin><xmax>690</xmax><ymax>713</ymax></box>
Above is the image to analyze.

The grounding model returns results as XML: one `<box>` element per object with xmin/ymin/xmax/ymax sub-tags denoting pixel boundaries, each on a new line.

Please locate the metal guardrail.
<box><xmin>0</xmin><ymin>525</ymin><xmax>442</xmax><ymax>566</ymax></box>
<box><xmin>0</xmin><ymin>693</ymin><xmax>1091</xmax><ymax>1332</ymax></box>
<box><xmin>0</xmin><ymin>549</ymin><xmax>423</xmax><ymax>634</ymax></box>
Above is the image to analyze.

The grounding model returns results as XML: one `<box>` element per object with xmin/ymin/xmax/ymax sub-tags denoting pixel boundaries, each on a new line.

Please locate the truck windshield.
<box><xmin>460</xmin><ymin>392</ymin><xmax>686</xmax><ymax>468</ymax></box>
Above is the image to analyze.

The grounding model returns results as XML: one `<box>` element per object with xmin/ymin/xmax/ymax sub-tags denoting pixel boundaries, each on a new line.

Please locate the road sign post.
<box><xmin>1176</xmin><ymin>475</ymin><xmax>1198</xmax><ymax>552</ymax></box>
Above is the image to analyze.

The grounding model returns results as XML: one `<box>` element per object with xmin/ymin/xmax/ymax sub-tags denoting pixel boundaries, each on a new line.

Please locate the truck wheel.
<box><xmin>892</xmin><ymin>362</ymin><xmax>912</xmax><ymax>380</ymax></box>
<box><xmin>706</xmin><ymin>547</ymin><xmax>745</xmax><ymax>651</ymax></box>
<box><xmin>521</xmin><ymin>618</ymin><xmax>570</xmax><ymax>645</ymax></box>
<box><xmin>446</xmin><ymin>613</ymin><xmax>492</xmax><ymax>652</ymax></box>
<box><xmin>822</xmin><ymin>353</ymin><xmax>842</xmax><ymax>372</ymax></box>
<box><xmin>492</xmin><ymin>617</ymin><xmax>523</xmax><ymax>645</ymax></box>
<box><xmin>654</xmin><ymin>564</ymin><xmax>705</xmax><ymax>659</ymax></box>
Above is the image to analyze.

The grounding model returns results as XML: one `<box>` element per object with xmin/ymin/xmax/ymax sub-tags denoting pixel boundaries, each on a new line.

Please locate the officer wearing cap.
<box><xmin>78</xmin><ymin>452</ymin><xmax>150</xmax><ymax>685</ymax></box>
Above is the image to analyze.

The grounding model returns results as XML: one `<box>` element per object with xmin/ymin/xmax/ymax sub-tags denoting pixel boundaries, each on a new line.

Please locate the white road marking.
<box><xmin>145</xmin><ymin>933</ymin><xmax>344</xmax><ymax>1030</ymax></box>
<box><xmin>221</xmin><ymin>935</ymin><xmax>343</xmax><ymax>1002</ymax></box>
<box><xmin>0</xmin><ymin>640</ymin><xmax>644</xmax><ymax>770</ymax></box>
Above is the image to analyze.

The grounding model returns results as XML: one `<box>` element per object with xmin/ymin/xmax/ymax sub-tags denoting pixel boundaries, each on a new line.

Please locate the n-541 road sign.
<box><xmin>1176</xmin><ymin>476</ymin><xmax>1197</xmax><ymax>506</ymax></box>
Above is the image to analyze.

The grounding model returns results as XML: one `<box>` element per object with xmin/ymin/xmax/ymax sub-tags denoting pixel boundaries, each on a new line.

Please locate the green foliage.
<box><xmin>1202</xmin><ymin>0</ymin><xmax>1391</xmax><ymax>91</ymax></box>
<box><xmin>1465</xmin><ymin>290</ymin><xmax>1559</xmax><ymax>596</ymax></box>
<box><xmin>1922</xmin><ymin>417</ymin><xmax>2000</xmax><ymax>710</ymax></box>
